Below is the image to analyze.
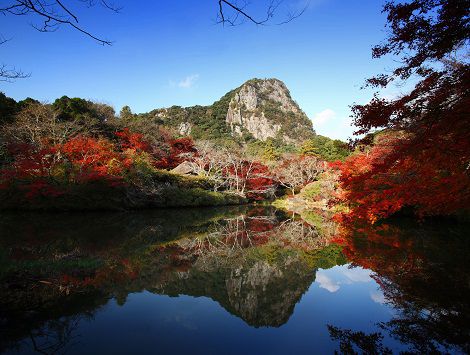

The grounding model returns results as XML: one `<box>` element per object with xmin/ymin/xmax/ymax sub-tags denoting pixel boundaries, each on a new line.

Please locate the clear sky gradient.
<box><xmin>1</xmin><ymin>0</ymin><xmax>397</xmax><ymax>140</ymax></box>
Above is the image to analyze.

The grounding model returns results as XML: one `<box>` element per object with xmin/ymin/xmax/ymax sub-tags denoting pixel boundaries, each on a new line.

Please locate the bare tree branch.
<box><xmin>217</xmin><ymin>0</ymin><xmax>308</xmax><ymax>26</ymax></box>
<box><xmin>0</xmin><ymin>64</ymin><xmax>30</xmax><ymax>82</ymax></box>
<box><xmin>0</xmin><ymin>0</ymin><xmax>121</xmax><ymax>80</ymax></box>
<box><xmin>0</xmin><ymin>35</ymin><xmax>11</xmax><ymax>45</ymax></box>
<box><xmin>0</xmin><ymin>0</ymin><xmax>115</xmax><ymax>45</ymax></box>
<box><xmin>56</xmin><ymin>0</ymin><xmax>79</xmax><ymax>23</ymax></box>
<box><xmin>0</xmin><ymin>1</ymin><xmax>306</xmax><ymax>81</ymax></box>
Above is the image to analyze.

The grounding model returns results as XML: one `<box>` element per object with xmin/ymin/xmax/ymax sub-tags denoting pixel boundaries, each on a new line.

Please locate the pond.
<box><xmin>1</xmin><ymin>206</ymin><xmax>469</xmax><ymax>354</ymax></box>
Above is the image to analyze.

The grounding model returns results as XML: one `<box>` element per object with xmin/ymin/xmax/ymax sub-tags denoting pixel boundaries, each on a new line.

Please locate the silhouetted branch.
<box><xmin>0</xmin><ymin>34</ymin><xmax>30</xmax><ymax>81</ymax></box>
<box><xmin>0</xmin><ymin>1</ymin><xmax>306</xmax><ymax>81</ymax></box>
<box><xmin>0</xmin><ymin>0</ymin><xmax>119</xmax><ymax>80</ymax></box>
<box><xmin>0</xmin><ymin>0</ymin><xmax>116</xmax><ymax>45</ymax></box>
<box><xmin>0</xmin><ymin>64</ymin><xmax>30</xmax><ymax>82</ymax></box>
<box><xmin>217</xmin><ymin>0</ymin><xmax>308</xmax><ymax>26</ymax></box>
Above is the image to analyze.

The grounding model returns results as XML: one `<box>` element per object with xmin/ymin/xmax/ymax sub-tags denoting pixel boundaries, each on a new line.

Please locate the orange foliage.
<box><xmin>115</xmin><ymin>128</ymin><xmax>151</xmax><ymax>152</ymax></box>
<box><xmin>61</xmin><ymin>136</ymin><xmax>124</xmax><ymax>182</ymax></box>
<box><xmin>334</xmin><ymin>132</ymin><xmax>470</xmax><ymax>222</ymax></box>
<box><xmin>154</xmin><ymin>137</ymin><xmax>196</xmax><ymax>169</ymax></box>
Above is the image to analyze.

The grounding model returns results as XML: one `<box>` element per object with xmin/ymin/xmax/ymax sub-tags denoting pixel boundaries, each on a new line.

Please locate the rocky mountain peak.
<box><xmin>226</xmin><ymin>78</ymin><xmax>314</xmax><ymax>143</ymax></box>
<box><xmin>147</xmin><ymin>78</ymin><xmax>314</xmax><ymax>144</ymax></box>
<box><xmin>236</xmin><ymin>78</ymin><xmax>300</xmax><ymax>113</ymax></box>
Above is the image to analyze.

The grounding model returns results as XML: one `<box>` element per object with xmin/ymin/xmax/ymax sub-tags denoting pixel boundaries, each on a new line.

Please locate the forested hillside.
<box><xmin>0</xmin><ymin>88</ymin><xmax>349</xmax><ymax>210</ymax></box>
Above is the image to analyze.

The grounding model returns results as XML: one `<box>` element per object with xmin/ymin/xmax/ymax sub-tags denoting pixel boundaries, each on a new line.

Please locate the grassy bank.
<box><xmin>0</xmin><ymin>170</ymin><xmax>247</xmax><ymax>211</ymax></box>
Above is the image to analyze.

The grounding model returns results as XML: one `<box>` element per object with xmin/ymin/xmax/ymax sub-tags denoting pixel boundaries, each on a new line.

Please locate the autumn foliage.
<box><xmin>154</xmin><ymin>137</ymin><xmax>196</xmax><ymax>169</ymax></box>
<box><xmin>333</xmin><ymin>131</ymin><xmax>470</xmax><ymax>223</ymax></box>
<box><xmin>0</xmin><ymin>122</ymin><xmax>280</xmax><ymax>206</ymax></box>
<box><xmin>336</xmin><ymin>0</ymin><xmax>470</xmax><ymax>222</ymax></box>
<box><xmin>331</xmin><ymin>219</ymin><xmax>470</xmax><ymax>353</ymax></box>
<box><xmin>115</xmin><ymin>127</ymin><xmax>151</xmax><ymax>152</ymax></box>
<box><xmin>242</xmin><ymin>162</ymin><xmax>275</xmax><ymax>199</ymax></box>
<box><xmin>274</xmin><ymin>155</ymin><xmax>325</xmax><ymax>195</ymax></box>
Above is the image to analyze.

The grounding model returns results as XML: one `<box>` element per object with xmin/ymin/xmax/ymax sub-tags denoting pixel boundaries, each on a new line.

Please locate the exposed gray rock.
<box><xmin>171</xmin><ymin>161</ymin><xmax>195</xmax><ymax>175</ymax></box>
<box><xmin>178</xmin><ymin>122</ymin><xmax>192</xmax><ymax>135</ymax></box>
<box><xmin>225</xmin><ymin>78</ymin><xmax>314</xmax><ymax>142</ymax></box>
<box><xmin>146</xmin><ymin>78</ymin><xmax>315</xmax><ymax>144</ymax></box>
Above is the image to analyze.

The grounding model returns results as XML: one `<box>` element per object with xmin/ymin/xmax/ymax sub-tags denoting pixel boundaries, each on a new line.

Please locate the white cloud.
<box><xmin>315</xmin><ymin>266</ymin><xmax>373</xmax><ymax>294</ymax></box>
<box><xmin>177</xmin><ymin>74</ymin><xmax>199</xmax><ymax>89</ymax></box>
<box><xmin>341</xmin><ymin>267</ymin><xmax>373</xmax><ymax>283</ymax></box>
<box><xmin>313</xmin><ymin>108</ymin><xmax>336</xmax><ymax>126</ymax></box>
<box><xmin>308</xmin><ymin>108</ymin><xmax>356</xmax><ymax>141</ymax></box>
<box><xmin>316</xmin><ymin>271</ymin><xmax>340</xmax><ymax>293</ymax></box>
<box><xmin>370</xmin><ymin>291</ymin><xmax>386</xmax><ymax>304</ymax></box>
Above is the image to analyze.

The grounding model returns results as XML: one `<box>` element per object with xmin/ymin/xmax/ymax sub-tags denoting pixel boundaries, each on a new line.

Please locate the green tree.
<box><xmin>300</xmin><ymin>135</ymin><xmax>349</xmax><ymax>161</ymax></box>
<box><xmin>0</xmin><ymin>92</ymin><xmax>18</xmax><ymax>125</ymax></box>
<box><xmin>119</xmin><ymin>105</ymin><xmax>134</xmax><ymax>120</ymax></box>
<box><xmin>51</xmin><ymin>96</ymin><xmax>115</xmax><ymax>136</ymax></box>
<box><xmin>262</xmin><ymin>139</ymin><xmax>279</xmax><ymax>161</ymax></box>
<box><xmin>300</xmin><ymin>139</ymin><xmax>318</xmax><ymax>156</ymax></box>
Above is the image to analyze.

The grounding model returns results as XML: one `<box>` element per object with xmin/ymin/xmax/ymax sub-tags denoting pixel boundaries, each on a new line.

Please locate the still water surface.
<box><xmin>1</xmin><ymin>206</ymin><xmax>468</xmax><ymax>354</ymax></box>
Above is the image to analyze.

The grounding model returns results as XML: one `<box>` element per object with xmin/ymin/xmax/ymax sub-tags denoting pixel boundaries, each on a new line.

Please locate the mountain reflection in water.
<box><xmin>0</xmin><ymin>206</ymin><xmax>468</xmax><ymax>354</ymax></box>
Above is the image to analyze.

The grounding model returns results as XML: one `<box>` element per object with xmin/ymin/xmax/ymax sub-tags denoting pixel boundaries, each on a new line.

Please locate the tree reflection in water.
<box><xmin>0</xmin><ymin>208</ymin><xmax>468</xmax><ymax>353</ymax></box>
<box><xmin>27</xmin><ymin>316</ymin><xmax>82</xmax><ymax>355</ymax></box>
<box><xmin>1</xmin><ymin>207</ymin><xmax>342</xmax><ymax>350</ymax></box>
<box><xmin>327</xmin><ymin>325</ymin><xmax>392</xmax><ymax>355</ymax></box>
<box><xmin>331</xmin><ymin>219</ymin><xmax>470</xmax><ymax>354</ymax></box>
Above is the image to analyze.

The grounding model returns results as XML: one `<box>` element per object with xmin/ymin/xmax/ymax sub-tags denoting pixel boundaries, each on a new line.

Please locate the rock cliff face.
<box><xmin>147</xmin><ymin>78</ymin><xmax>315</xmax><ymax>144</ymax></box>
<box><xmin>223</xmin><ymin>257</ymin><xmax>315</xmax><ymax>327</ymax></box>
<box><xmin>225</xmin><ymin>78</ymin><xmax>314</xmax><ymax>143</ymax></box>
<box><xmin>151</xmin><ymin>254</ymin><xmax>316</xmax><ymax>328</ymax></box>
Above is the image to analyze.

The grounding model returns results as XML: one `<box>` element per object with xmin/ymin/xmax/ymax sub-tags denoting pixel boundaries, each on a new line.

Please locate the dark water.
<box><xmin>0</xmin><ymin>206</ymin><xmax>469</xmax><ymax>354</ymax></box>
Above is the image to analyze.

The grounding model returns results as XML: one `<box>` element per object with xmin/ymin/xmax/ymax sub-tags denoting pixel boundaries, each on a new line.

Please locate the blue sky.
<box><xmin>1</xmin><ymin>0</ymin><xmax>397</xmax><ymax>140</ymax></box>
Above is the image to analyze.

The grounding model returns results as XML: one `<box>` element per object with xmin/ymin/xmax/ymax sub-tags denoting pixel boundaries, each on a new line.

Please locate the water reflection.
<box><xmin>316</xmin><ymin>266</ymin><xmax>373</xmax><ymax>293</ymax></box>
<box><xmin>0</xmin><ymin>208</ymin><xmax>468</xmax><ymax>354</ymax></box>
<box><xmin>333</xmin><ymin>219</ymin><xmax>470</xmax><ymax>354</ymax></box>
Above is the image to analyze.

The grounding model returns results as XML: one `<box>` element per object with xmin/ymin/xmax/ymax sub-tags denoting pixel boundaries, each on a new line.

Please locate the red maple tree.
<box><xmin>339</xmin><ymin>0</ymin><xmax>470</xmax><ymax>221</ymax></box>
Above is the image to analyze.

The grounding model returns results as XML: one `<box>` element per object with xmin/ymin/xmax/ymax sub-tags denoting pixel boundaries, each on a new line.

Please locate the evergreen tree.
<box><xmin>119</xmin><ymin>105</ymin><xmax>134</xmax><ymax>120</ymax></box>
<box><xmin>262</xmin><ymin>139</ymin><xmax>279</xmax><ymax>161</ymax></box>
